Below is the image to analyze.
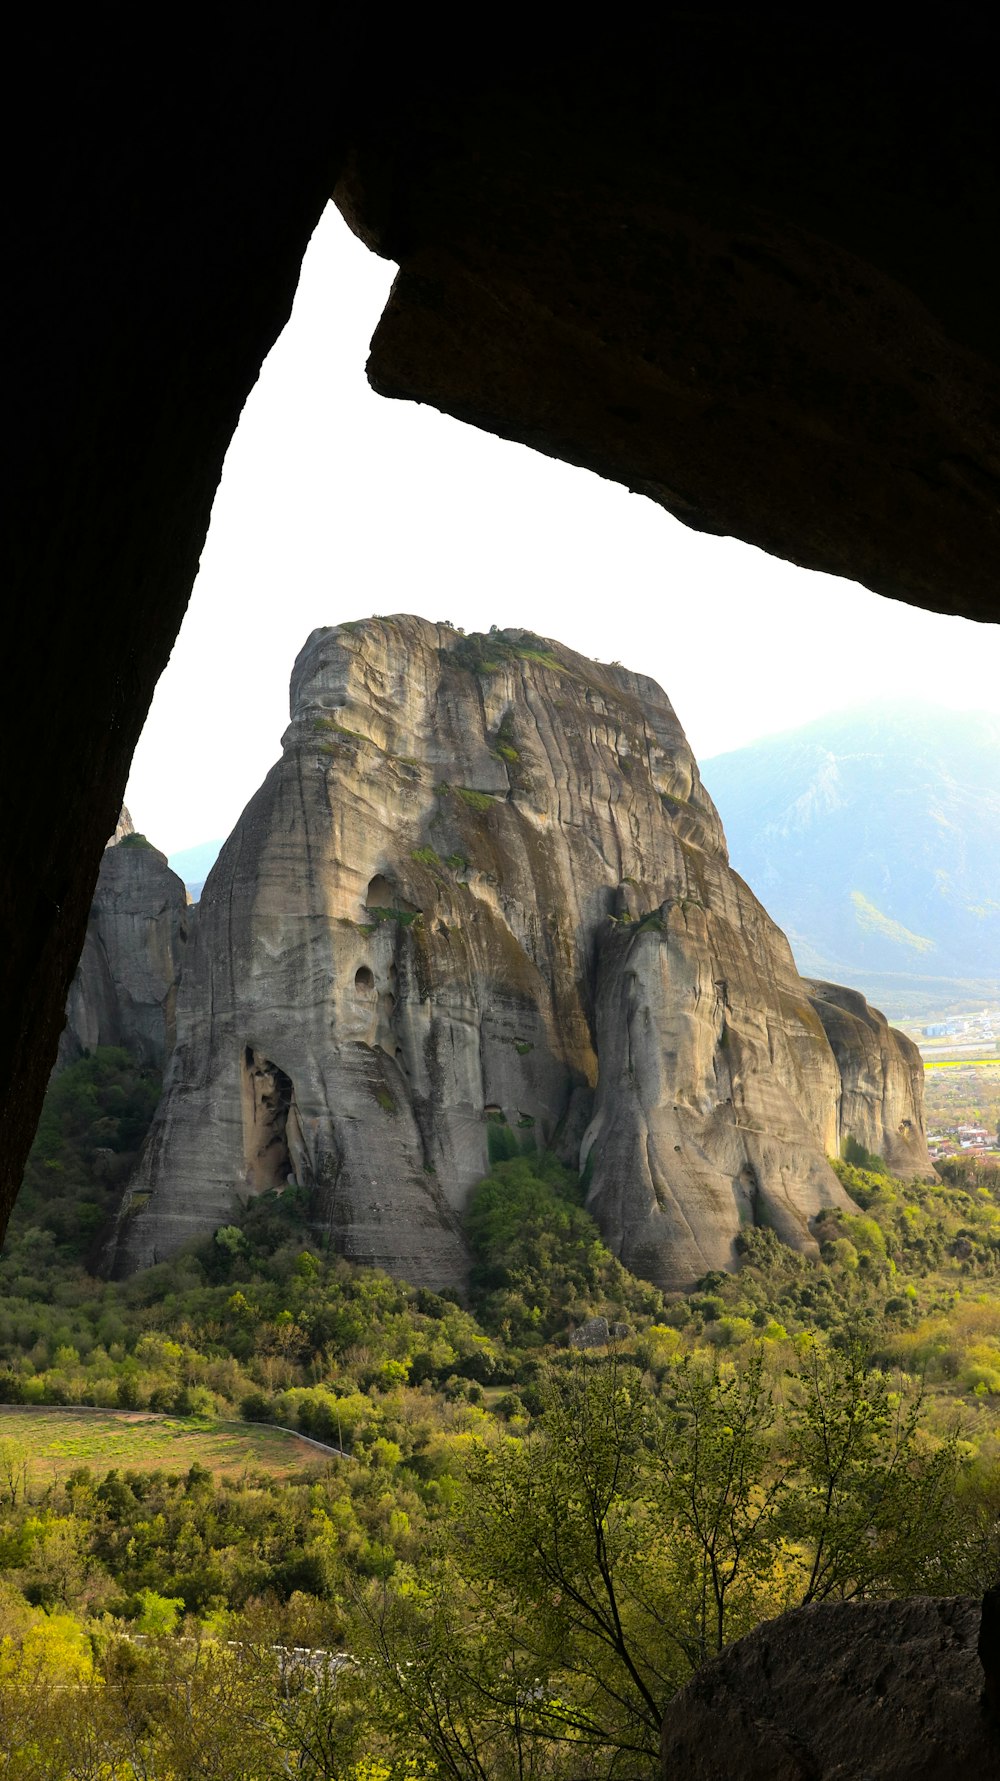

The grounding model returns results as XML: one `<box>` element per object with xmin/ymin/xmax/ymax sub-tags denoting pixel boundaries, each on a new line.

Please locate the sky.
<box><xmin>126</xmin><ymin>205</ymin><xmax>1000</xmax><ymax>860</ymax></box>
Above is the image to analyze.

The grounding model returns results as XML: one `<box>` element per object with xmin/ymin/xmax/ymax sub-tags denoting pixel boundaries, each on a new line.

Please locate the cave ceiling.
<box><xmin>3</xmin><ymin>16</ymin><xmax>997</xmax><ymax>1226</ymax></box>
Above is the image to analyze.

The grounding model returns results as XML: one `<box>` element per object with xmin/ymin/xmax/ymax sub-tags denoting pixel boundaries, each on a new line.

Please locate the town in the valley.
<box><xmin>901</xmin><ymin>1004</ymin><xmax>1000</xmax><ymax>1163</ymax></box>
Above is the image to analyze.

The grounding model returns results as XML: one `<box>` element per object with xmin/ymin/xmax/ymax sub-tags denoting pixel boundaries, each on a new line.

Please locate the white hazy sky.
<box><xmin>127</xmin><ymin>204</ymin><xmax>1000</xmax><ymax>859</ymax></box>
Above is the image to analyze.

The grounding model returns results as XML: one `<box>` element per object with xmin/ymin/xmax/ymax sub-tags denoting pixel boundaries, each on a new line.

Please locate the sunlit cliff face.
<box><xmin>110</xmin><ymin>617</ymin><xmax>929</xmax><ymax>1289</ymax></box>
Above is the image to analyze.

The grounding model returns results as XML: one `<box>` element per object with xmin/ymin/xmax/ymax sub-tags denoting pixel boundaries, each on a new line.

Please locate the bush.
<box><xmin>240</xmin><ymin>1391</ymin><xmax>274</xmax><ymax>1423</ymax></box>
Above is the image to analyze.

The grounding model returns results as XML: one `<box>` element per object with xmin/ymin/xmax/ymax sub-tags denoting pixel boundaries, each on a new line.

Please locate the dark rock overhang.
<box><xmin>3</xmin><ymin>13</ymin><xmax>997</xmax><ymax>1232</ymax></box>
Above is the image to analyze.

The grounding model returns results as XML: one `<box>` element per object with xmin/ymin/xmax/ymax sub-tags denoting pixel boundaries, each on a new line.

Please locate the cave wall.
<box><xmin>4</xmin><ymin>16</ymin><xmax>997</xmax><ymax>1232</ymax></box>
<box><xmin>2</xmin><ymin>21</ymin><xmax>345</xmax><ymax>1224</ymax></box>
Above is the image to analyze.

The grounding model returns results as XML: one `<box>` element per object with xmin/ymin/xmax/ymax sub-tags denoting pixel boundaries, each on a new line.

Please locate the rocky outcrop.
<box><xmin>807</xmin><ymin>981</ymin><xmax>932</xmax><ymax>1178</ymax></box>
<box><xmin>659</xmin><ymin>1595</ymin><xmax>998</xmax><ymax>1779</ymax></box>
<box><xmin>112</xmin><ymin>618</ymin><xmax>932</xmax><ymax>1287</ymax></box>
<box><xmin>60</xmin><ymin>817</ymin><xmax>190</xmax><ymax>1073</ymax></box>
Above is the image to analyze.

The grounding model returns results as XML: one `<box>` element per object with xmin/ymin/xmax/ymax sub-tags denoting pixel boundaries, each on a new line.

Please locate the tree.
<box><xmin>353</xmin><ymin>1342</ymin><xmax>974</xmax><ymax>1779</ymax></box>
<box><xmin>785</xmin><ymin>1336</ymin><xmax>964</xmax><ymax>1603</ymax></box>
<box><xmin>650</xmin><ymin>1353</ymin><xmax>790</xmax><ymax>1665</ymax></box>
<box><xmin>0</xmin><ymin>1439</ymin><xmax>30</xmax><ymax>1508</ymax></box>
<box><xmin>357</xmin><ymin>1356</ymin><xmax>739</xmax><ymax>1776</ymax></box>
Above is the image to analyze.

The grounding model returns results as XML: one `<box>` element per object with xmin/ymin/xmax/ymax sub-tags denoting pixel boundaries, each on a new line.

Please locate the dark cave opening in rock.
<box><xmin>241</xmin><ymin>1045</ymin><xmax>294</xmax><ymax>1193</ymax></box>
<box><xmin>366</xmin><ymin>875</ymin><xmax>394</xmax><ymax>910</ymax></box>
<box><xmin>354</xmin><ymin>965</ymin><xmax>375</xmax><ymax>992</ymax></box>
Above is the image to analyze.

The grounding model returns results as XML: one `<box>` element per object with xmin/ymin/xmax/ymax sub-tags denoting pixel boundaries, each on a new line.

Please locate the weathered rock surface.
<box><xmin>807</xmin><ymin>982</ymin><xmax>931</xmax><ymax>1178</ymax></box>
<box><xmin>60</xmin><ymin>817</ymin><xmax>190</xmax><ymax>1073</ymax></box>
<box><xmin>113</xmin><ymin>618</ymin><xmax>932</xmax><ymax>1287</ymax></box>
<box><xmin>659</xmin><ymin>1595</ymin><xmax>998</xmax><ymax>1779</ymax></box>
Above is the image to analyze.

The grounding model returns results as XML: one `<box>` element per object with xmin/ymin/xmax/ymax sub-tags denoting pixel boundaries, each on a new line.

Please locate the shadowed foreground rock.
<box><xmin>660</xmin><ymin>1596</ymin><xmax>998</xmax><ymax>1779</ymax></box>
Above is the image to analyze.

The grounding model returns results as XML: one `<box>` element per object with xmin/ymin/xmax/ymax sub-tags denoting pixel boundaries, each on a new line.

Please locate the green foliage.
<box><xmin>360</xmin><ymin>1342</ymin><xmax>978</xmax><ymax>1777</ymax></box>
<box><xmin>448</xmin><ymin>627</ymin><xmax>559</xmax><ymax>678</ymax></box>
<box><xmin>785</xmin><ymin>1337</ymin><xmax>964</xmax><ymax>1603</ymax></box>
<box><xmin>842</xmin><ymin>1133</ymin><xmax>888</xmax><ymax>1173</ymax></box>
<box><xmin>311</xmin><ymin>715</ymin><xmax>368</xmax><ymax>743</ymax></box>
<box><xmin>11</xmin><ymin>1048</ymin><xmax>160</xmax><ymax>1266</ymax></box>
<box><xmin>410</xmin><ymin>846</ymin><xmax>441</xmax><ymax>868</ymax></box>
<box><xmin>117</xmin><ymin>831</ymin><xmax>153</xmax><ymax>849</ymax></box>
<box><xmin>5</xmin><ymin>1057</ymin><xmax>1000</xmax><ymax>1776</ymax></box>
<box><xmin>466</xmin><ymin>1156</ymin><xmax>662</xmax><ymax>1341</ymax></box>
<box><xmin>365</xmin><ymin>906</ymin><xmax>422</xmax><ymax>927</ymax></box>
<box><xmin>455</xmin><ymin>787</ymin><xmax>495</xmax><ymax>813</ymax></box>
<box><xmin>485</xmin><ymin>1113</ymin><xmax>523</xmax><ymax>1166</ymax></box>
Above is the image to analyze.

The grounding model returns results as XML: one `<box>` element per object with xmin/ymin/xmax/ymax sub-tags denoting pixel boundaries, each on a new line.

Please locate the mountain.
<box><xmin>167</xmin><ymin>839</ymin><xmax>224</xmax><ymax>903</ymax></box>
<box><xmin>701</xmin><ymin>705</ymin><xmax>1000</xmax><ymax>1017</ymax></box>
<box><xmin>60</xmin><ymin>815</ymin><xmax>191</xmax><ymax>1072</ymax></box>
<box><xmin>109</xmin><ymin>619</ymin><xmax>931</xmax><ymax>1292</ymax></box>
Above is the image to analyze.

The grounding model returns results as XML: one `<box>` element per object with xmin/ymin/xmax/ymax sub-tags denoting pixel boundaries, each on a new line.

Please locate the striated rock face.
<box><xmin>659</xmin><ymin>1595</ymin><xmax>997</xmax><ymax>1779</ymax></box>
<box><xmin>60</xmin><ymin>817</ymin><xmax>191</xmax><ymax>1073</ymax></box>
<box><xmin>807</xmin><ymin>981</ymin><xmax>932</xmax><ymax>1178</ymax></box>
<box><xmin>113</xmin><ymin>618</ymin><xmax>931</xmax><ymax>1287</ymax></box>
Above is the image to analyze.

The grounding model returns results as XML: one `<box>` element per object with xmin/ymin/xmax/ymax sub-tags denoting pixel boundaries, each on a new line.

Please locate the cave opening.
<box><xmin>241</xmin><ymin>1045</ymin><xmax>295</xmax><ymax>1193</ymax></box>
<box><xmin>366</xmin><ymin>874</ymin><xmax>394</xmax><ymax>911</ymax></box>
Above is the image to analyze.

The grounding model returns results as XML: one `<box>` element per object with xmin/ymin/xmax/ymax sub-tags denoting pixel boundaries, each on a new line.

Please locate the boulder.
<box><xmin>660</xmin><ymin>1595</ymin><xmax>998</xmax><ymax>1779</ymax></box>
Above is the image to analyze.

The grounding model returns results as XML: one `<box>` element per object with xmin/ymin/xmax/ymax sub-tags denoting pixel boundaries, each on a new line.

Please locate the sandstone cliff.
<box><xmin>60</xmin><ymin>816</ymin><xmax>191</xmax><ymax>1073</ymax></box>
<box><xmin>112</xmin><ymin>619</ymin><xmax>932</xmax><ymax>1287</ymax></box>
<box><xmin>806</xmin><ymin>981</ymin><xmax>932</xmax><ymax>1178</ymax></box>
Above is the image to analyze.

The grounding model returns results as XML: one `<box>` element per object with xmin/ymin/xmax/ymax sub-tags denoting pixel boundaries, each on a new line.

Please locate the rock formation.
<box><xmin>8</xmin><ymin>27</ymin><xmax>998</xmax><ymax>1248</ymax></box>
<box><xmin>112</xmin><ymin>618</ymin><xmax>933</xmax><ymax>1288</ymax></box>
<box><xmin>806</xmin><ymin>981</ymin><xmax>931</xmax><ymax>1179</ymax></box>
<box><xmin>60</xmin><ymin>815</ymin><xmax>190</xmax><ymax>1073</ymax></box>
<box><xmin>659</xmin><ymin>1594</ymin><xmax>998</xmax><ymax>1779</ymax></box>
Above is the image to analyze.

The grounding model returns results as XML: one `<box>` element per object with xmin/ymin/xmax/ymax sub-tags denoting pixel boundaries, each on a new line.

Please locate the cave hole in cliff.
<box><xmin>354</xmin><ymin>965</ymin><xmax>374</xmax><ymax>993</ymax></box>
<box><xmin>366</xmin><ymin>875</ymin><xmax>419</xmax><ymax>918</ymax></box>
<box><xmin>366</xmin><ymin>875</ymin><xmax>394</xmax><ymax>910</ymax></box>
<box><xmin>241</xmin><ymin>1045</ymin><xmax>295</xmax><ymax>1193</ymax></box>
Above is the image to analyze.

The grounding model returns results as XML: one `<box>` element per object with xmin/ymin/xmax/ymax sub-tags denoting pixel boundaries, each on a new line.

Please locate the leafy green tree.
<box><xmin>356</xmin><ymin>1342</ymin><xmax>976</xmax><ymax>1778</ymax></box>
<box><xmin>466</xmin><ymin>1157</ymin><xmax>661</xmax><ymax>1341</ymax></box>
<box><xmin>785</xmin><ymin>1336</ymin><xmax>964</xmax><ymax>1602</ymax></box>
<box><xmin>650</xmin><ymin>1353</ymin><xmax>790</xmax><ymax>1665</ymax></box>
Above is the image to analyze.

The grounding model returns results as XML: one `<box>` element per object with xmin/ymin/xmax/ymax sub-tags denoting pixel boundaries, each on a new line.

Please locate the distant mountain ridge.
<box><xmin>701</xmin><ymin>704</ymin><xmax>1000</xmax><ymax>1016</ymax></box>
<box><xmin>167</xmin><ymin>839</ymin><xmax>224</xmax><ymax>902</ymax></box>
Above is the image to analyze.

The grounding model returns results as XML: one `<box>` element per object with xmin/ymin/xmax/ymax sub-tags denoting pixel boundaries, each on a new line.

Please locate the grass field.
<box><xmin>0</xmin><ymin>1406</ymin><xmax>339</xmax><ymax>1484</ymax></box>
<box><xmin>924</xmin><ymin>1057</ymin><xmax>1000</xmax><ymax>1070</ymax></box>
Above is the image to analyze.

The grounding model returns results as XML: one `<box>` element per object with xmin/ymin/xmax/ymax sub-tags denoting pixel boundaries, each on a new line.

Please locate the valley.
<box><xmin>1</xmin><ymin>1048</ymin><xmax>999</xmax><ymax>1773</ymax></box>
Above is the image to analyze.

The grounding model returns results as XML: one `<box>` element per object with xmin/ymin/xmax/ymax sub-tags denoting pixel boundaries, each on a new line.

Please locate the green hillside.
<box><xmin>3</xmin><ymin>1046</ymin><xmax>1000</xmax><ymax>1774</ymax></box>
